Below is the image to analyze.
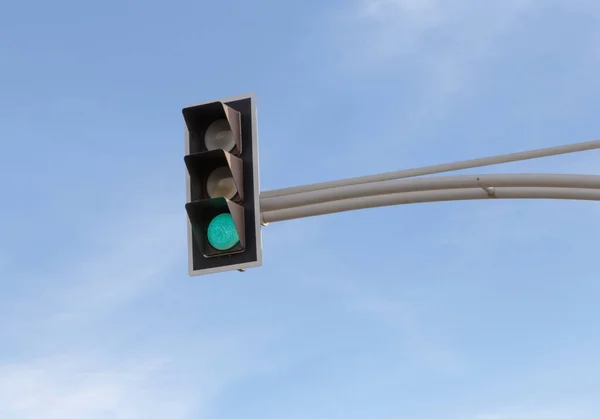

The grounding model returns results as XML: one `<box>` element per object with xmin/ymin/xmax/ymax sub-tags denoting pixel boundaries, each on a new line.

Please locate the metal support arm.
<box><xmin>260</xmin><ymin>173</ymin><xmax>600</xmax><ymax>212</ymax></box>
<box><xmin>261</xmin><ymin>139</ymin><xmax>600</xmax><ymax>199</ymax></box>
<box><xmin>261</xmin><ymin>187</ymin><xmax>600</xmax><ymax>223</ymax></box>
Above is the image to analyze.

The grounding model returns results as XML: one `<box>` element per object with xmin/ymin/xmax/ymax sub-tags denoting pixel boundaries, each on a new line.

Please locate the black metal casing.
<box><xmin>183</xmin><ymin>94</ymin><xmax>262</xmax><ymax>276</ymax></box>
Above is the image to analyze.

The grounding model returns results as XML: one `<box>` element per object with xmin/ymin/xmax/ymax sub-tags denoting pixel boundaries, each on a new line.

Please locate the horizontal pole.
<box><xmin>260</xmin><ymin>139</ymin><xmax>600</xmax><ymax>199</ymax></box>
<box><xmin>261</xmin><ymin>187</ymin><xmax>600</xmax><ymax>223</ymax></box>
<box><xmin>260</xmin><ymin>173</ymin><xmax>600</xmax><ymax>212</ymax></box>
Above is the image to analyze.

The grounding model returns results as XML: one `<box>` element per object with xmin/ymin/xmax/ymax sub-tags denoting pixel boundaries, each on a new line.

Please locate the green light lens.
<box><xmin>207</xmin><ymin>213</ymin><xmax>240</xmax><ymax>251</ymax></box>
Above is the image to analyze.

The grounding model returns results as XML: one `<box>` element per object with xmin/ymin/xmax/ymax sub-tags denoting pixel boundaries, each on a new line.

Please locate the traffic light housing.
<box><xmin>183</xmin><ymin>93</ymin><xmax>262</xmax><ymax>276</ymax></box>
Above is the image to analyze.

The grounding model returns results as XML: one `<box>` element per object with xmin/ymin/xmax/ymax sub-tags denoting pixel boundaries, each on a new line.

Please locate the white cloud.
<box><xmin>58</xmin><ymin>210</ymin><xmax>184</xmax><ymax>309</ymax></box>
<box><xmin>0</xmin><ymin>356</ymin><xmax>172</xmax><ymax>419</ymax></box>
<box><xmin>341</xmin><ymin>0</ymin><xmax>537</xmax><ymax>63</ymax></box>
<box><xmin>336</xmin><ymin>0</ymin><xmax>600</xmax><ymax>113</ymax></box>
<box><xmin>1</xmin><ymin>183</ymin><xmax>185</xmax><ymax>338</ymax></box>
<box><xmin>353</xmin><ymin>0</ymin><xmax>446</xmax><ymax>58</ymax></box>
<box><xmin>331</xmin><ymin>0</ymin><xmax>600</xmax><ymax>177</ymax></box>
<box><xmin>0</xmin><ymin>330</ymin><xmax>279</xmax><ymax>419</ymax></box>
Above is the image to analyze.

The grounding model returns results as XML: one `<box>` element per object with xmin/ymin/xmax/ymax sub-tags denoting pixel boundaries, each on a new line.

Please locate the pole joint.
<box><xmin>477</xmin><ymin>177</ymin><xmax>497</xmax><ymax>197</ymax></box>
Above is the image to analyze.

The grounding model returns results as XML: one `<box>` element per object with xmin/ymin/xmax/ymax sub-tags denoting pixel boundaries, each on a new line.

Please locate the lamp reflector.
<box><xmin>206</xmin><ymin>166</ymin><xmax>237</xmax><ymax>199</ymax></box>
<box><xmin>204</xmin><ymin>119</ymin><xmax>235</xmax><ymax>151</ymax></box>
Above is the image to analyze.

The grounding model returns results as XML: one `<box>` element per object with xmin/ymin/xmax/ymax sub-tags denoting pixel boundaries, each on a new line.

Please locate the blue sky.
<box><xmin>1</xmin><ymin>0</ymin><xmax>600</xmax><ymax>417</ymax></box>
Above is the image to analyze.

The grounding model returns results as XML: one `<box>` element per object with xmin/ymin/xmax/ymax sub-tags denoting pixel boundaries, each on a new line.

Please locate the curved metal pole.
<box><xmin>261</xmin><ymin>187</ymin><xmax>600</xmax><ymax>223</ymax></box>
<box><xmin>261</xmin><ymin>173</ymin><xmax>600</xmax><ymax>212</ymax></box>
<box><xmin>261</xmin><ymin>139</ymin><xmax>600</xmax><ymax>199</ymax></box>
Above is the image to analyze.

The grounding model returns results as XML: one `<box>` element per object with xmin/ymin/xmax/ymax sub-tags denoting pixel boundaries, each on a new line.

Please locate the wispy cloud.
<box><xmin>0</xmin><ymin>330</ymin><xmax>279</xmax><ymax>419</ymax></box>
<box><xmin>343</xmin><ymin>0</ymin><xmax>600</xmax><ymax>118</ymax></box>
<box><xmin>294</xmin><ymin>266</ymin><xmax>466</xmax><ymax>375</ymax></box>
<box><xmin>330</xmin><ymin>0</ymin><xmax>600</xmax><ymax>179</ymax></box>
<box><xmin>338</xmin><ymin>0</ymin><xmax>538</xmax><ymax>67</ymax></box>
<box><xmin>1</xmin><ymin>194</ymin><xmax>184</xmax><ymax>337</ymax></box>
<box><xmin>0</xmin><ymin>176</ymin><xmax>293</xmax><ymax>418</ymax></box>
<box><xmin>0</xmin><ymin>355</ymin><xmax>172</xmax><ymax>419</ymax></box>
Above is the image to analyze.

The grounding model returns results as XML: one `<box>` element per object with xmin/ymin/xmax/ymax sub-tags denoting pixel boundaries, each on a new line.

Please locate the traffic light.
<box><xmin>183</xmin><ymin>93</ymin><xmax>262</xmax><ymax>276</ymax></box>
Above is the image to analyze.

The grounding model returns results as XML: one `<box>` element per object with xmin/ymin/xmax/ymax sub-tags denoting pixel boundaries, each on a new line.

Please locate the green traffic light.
<box><xmin>207</xmin><ymin>213</ymin><xmax>240</xmax><ymax>251</ymax></box>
